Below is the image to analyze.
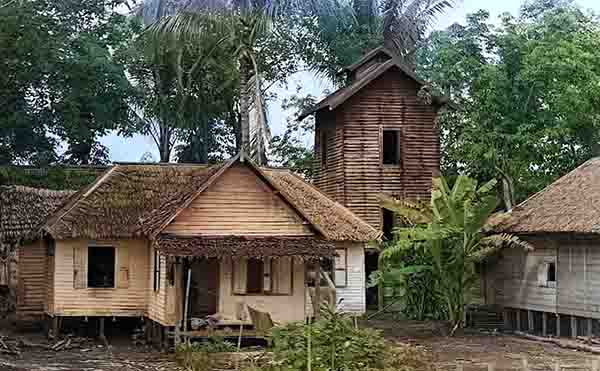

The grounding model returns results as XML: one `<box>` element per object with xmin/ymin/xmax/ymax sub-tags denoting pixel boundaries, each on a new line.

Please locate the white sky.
<box><xmin>101</xmin><ymin>0</ymin><xmax>600</xmax><ymax>162</ymax></box>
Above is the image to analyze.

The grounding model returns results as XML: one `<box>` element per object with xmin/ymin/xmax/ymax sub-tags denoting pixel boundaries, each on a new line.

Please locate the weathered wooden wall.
<box><xmin>333</xmin><ymin>242</ymin><xmax>366</xmax><ymax>313</ymax></box>
<box><xmin>165</xmin><ymin>165</ymin><xmax>314</xmax><ymax>237</ymax></box>
<box><xmin>148</xmin><ymin>244</ymin><xmax>171</xmax><ymax>325</ymax></box>
<box><xmin>485</xmin><ymin>237</ymin><xmax>600</xmax><ymax>319</ymax></box>
<box><xmin>16</xmin><ymin>241</ymin><xmax>46</xmax><ymax>320</ymax></box>
<box><xmin>314</xmin><ymin>67</ymin><xmax>440</xmax><ymax>229</ymax></box>
<box><xmin>219</xmin><ymin>258</ymin><xmax>307</xmax><ymax>323</ymax></box>
<box><xmin>51</xmin><ymin>239</ymin><xmax>148</xmax><ymax>317</ymax></box>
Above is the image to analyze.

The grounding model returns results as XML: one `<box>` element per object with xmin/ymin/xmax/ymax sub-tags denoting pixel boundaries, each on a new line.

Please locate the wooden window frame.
<box><xmin>87</xmin><ymin>245</ymin><xmax>116</xmax><ymax>289</ymax></box>
<box><xmin>537</xmin><ymin>260</ymin><xmax>557</xmax><ymax>288</ymax></box>
<box><xmin>334</xmin><ymin>248</ymin><xmax>348</xmax><ymax>288</ymax></box>
<box><xmin>153</xmin><ymin>249</ymin><xmax>161</xmax><ymax>292</ymax></box>
<box><xmin>232</xmin><ymin>258</ymin><xmax>294</xmax><ymax>297</ymax></box>
<box><xmin>379</xmin><ymin>127</ymin><xmax>403</xmax><ymax>168</ymax></box>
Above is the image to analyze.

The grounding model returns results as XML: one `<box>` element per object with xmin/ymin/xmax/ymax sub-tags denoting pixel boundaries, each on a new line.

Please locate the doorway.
<box><xmin>188</xmin><ymin>259</ymin><xmax>219</xmax><ymax>317</ymax></box>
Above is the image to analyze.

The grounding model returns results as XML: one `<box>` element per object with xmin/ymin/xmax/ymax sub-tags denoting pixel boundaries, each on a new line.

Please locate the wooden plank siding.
<box><xmin>484</xmin><ymin>237</ymin><xmax>600</xmax><ymax>319</ymax></box>
<box><xmin>16</xmin><ymin>241</ymin><xmax>47</xmax><ymax>320</ymax></box>
<box><xmin>165</xmin><ymin>165</ymin><xmax>314</xmax><ymax>237</ymax></box>
<box><xmin>51</xmin><ymin>239</ymin><xmax>148</xmax><ymax>317</ymax></box>
<box><xmin>314</xmin><ymin>67</ymin><xmax>439</xmax><ymax>230</ymax></box>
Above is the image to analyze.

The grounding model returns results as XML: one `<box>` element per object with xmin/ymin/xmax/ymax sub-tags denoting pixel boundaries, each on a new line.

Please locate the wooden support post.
<box><xmin>99</xmin><ymin>317</ymin><xmax>107</xmax><ymax>344</ymax></box>
<box><xmin>503</xmin><ymin>309</ymin><xmax>510</xmax><ymax>330</ymax></box>
<box><xmin>542</xmin><ymin>312</ymin><xmax>547</xmax><ymax>336</ymax></box>
<box><xmin>145</xmin><ymin>318</ymin><xmax>152</xmax><ymax>344</ymax></box>
<box><xmin>52</xmin><ymin>316</ymin><xmax>59</xmax><ymax>339</ymax></box>
<box><xmin>315</xmin><ymin>263</ymin><xmax>321</xmax><ymax>319</ymax></box>
<box><xmin>528</xmin><ymin>310</ymin><xmax>534</xmax><ymax>333</ymax></box>
<box><xmin>556</xmin><ymin>314</ymin><xmax>561</xmax><ymax>337</ymax></box>
<box><xmin>571</xmin><ymin>316</ymin><xmax>577</xmax><ymax>338</ymax></box>
<box><xmin>516</xmin><ymin>310</ymin><xmax>521</xmax><ymax>332</ymax></box>
<box><xmin>183</xmin><ymin>267</ymin><xmax>192</xmax><ymax>339</ymax></box>
<box><xmin>588</xmin><ymin>318</ymin><xmax>593</xmax><ymax>337</ymax></box>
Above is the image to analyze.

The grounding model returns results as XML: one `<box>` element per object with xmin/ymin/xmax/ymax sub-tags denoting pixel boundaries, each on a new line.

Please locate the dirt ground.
<box><xmin>0</xmin><ymin>320</ymin><xmax>597</xmax><ymax>371</ymax></box>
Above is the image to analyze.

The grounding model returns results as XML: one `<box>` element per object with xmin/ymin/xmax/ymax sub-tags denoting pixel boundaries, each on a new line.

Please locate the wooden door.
<box><xmin>190</xmin><ymin>259</ymin><xmax>219</xmax><ymax>316</ymax></box>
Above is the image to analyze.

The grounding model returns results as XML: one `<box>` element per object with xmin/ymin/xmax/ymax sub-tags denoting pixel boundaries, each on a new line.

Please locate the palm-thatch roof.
<box><xmin>491</xmin><ymin>157</ymin><xmax>600</xmax><ymax>234</ymax></box>
<box><xmin>0</xmin><ymin>186</ymin><xmax>75</xmax><ymax>244</ymax></box>
<box><xmin>43</xmin><ymin>159</ymin><xmax>381</xmax><ymax>244</ymax></box>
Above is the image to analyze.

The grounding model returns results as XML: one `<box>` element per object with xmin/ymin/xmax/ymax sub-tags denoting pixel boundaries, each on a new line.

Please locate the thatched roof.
<box><xmin>491</xmin><ymin>158</ymin><xmax>600</xmax><ymax>234</ymax></box>
<box><xmin>156</xmin><ymin>235</ymin><xmax>335</xmax><ymax>259</ymax></box>
<box><xmin>43</xmin><ymin>159</ymin><xmax>380</xmax><ymax>243</ymax></box>
<box><xmin>45</xmin><ymin>163</ymin><xmax>224</xmax><ymax>240</ymax></box>
<box><xmin>0</xmin><ymin>186</ymin><xmax>75</xmax><ymax>243</ymax></box>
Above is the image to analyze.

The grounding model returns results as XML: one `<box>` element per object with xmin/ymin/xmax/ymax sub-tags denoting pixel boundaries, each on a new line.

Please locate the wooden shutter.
<box><xmin>273</xmin><ymin>257</ymin><xmax>293</xmax><ymax>295</ymax></box>
<box><xmin>233</xmin><ymin>259</ymin><xmax>247</xmax><ymax>295</ymax></box>
<box><xmin>537</xmin><ymin>263</ymin><xmax>548</xmax><ymax>287</ymax></box>
<box><xmin>334</xmin><ymin>249</ymin><xmax>347</xmax><ymax>287</ymax></box>
<box><xmin>117</xmin><ymin>246</ymin><xmax>130</xmax><ymax>289</ymax></box>
<box><xmin>73</xmin><ymin>246</ymin><xmax>87</xmax><ymax>289</ymax></box>
<box><xmin>263</xmin><ymin>258</ymin><xmax>272</xmax><ymax>293</ymax></box>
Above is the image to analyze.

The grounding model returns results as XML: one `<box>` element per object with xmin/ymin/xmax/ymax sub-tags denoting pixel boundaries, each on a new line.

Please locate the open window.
<box><xmin>538</xmin><ymin>261</ymin><xmax>557</xmax><ymax>288</ymax></box>
<box><xmin>87</xmin><ymin>246</ymin><xmax>115</xmax><ymax>288</ymax></box>
<box><xmin>233</xmin><ymin>258</ymin><xmax>292</xmax><ymax>295</ymax></box>
<box><xmin>382</xmin><ymin>208</ymin><xmax>395</xmax><ymax>240</ymax></box>
<box><xmin>334</xmin><ymin>248</ymin><xmax>347</xmax><ymax>287</ymax></box>
<box><xmin>382</xmin><ymin>130</ymin><xmax>401</xmax><ymax>165</ymax></box>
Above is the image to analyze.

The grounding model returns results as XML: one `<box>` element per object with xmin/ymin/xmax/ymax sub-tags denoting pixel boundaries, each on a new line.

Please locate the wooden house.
<box><xmin>0</xmin><ymin>186</ymin><xmax>74</xmax><ymax>318</ymax></box>
<box><xmin>2</xmin><ymin>156</ymin><xmax>379</xmax><ymax>341</ymax></box>
<box><xmin>486</xmin><ymin>158</ymin><xmax>600</xmax><ymax>337</ymax></box>
<box><xmin>299</xmin><ymin>46</ymin><xmax>445</xmax><ymax>307</ymax></box>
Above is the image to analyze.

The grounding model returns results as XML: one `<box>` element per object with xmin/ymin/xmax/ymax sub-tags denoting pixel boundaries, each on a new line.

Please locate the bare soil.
<box><xmin>0</xmin><ymin>319</ymin><xmax>596</xmax><ymax>371</ymax></box>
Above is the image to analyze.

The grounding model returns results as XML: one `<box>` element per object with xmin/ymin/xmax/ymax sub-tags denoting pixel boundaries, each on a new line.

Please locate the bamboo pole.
<box><xmin>183</xmin><ymin>267</ymin><xmax>192</xmax><ymax>343</ymax></box>
<box><xmin>315</xmin><ymin>264</ymin><xmax>321</xmax><ymax>319</ymax></box>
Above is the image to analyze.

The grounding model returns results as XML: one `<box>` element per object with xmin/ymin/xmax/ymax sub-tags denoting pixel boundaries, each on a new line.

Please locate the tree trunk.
<box><xmin>239</xmin><ymin>59</ymin><xmax>251</xmax><ymax>161</ymax></box>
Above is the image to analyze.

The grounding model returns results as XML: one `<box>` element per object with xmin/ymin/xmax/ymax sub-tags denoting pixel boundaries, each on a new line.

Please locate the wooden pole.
<box><xmin>542</xmin><ymin>312</ymin><xmax>547</xmax><ymax>336</ymax></box>
<box><xmin>52</xmin><ymin>316</ymin><xmax>59</xmax><ymax>339</ymax></box>
<box><xmin>516</xmin><ymin>310</ymin><xmax>521</xmax><ymax>332</ymax></box>
<box><xmin>571</xmin><ymin>316</ymin><xmax>577</xmax><ymax>338</ymax></box>
<box><xmin>528</xmin><ymin>310</ymin><xmax>534</xmax><ymax>333</ymax></box>
<box><xmin>99</xmin><ymin>317</ymin><xmax>106</xmax><ymax>345</ymax></box>
<box><xmin>557</xmin><ymin>314</ymin><xmax>561</xmax><ymax>337</ymax></box>
<box><xmin>315</xmin><ymin>263</ymin><xmax>321</xmax><ymax>319</ymax></box>
<box><xmin>588</xmin><ymin>318</ymin><xmax>593</xmax><ymax>337</ymax></box>
<box><xmin>183</xmin><ymin>267</ymin><xmax>192</xmax><ymax>341</ymax></box>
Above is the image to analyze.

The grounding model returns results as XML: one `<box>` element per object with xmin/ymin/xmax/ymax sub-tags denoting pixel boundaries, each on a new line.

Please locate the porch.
<box><xmin>153</xmin><ymin>235</ymin><xmax>338</xmax><ymax>343</ymax></box>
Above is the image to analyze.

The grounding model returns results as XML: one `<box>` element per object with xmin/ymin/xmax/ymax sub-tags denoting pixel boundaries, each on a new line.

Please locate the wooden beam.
<box><xmin>542</xmin><ymin>312</ymin><xmax>547</xmax><ymax>336</ymax></box>
<box><xmin>557</xmin><ymin>314</ymin><xmax>561</xmax><ymax>337</ymax></box>
<box><xmin>315</xmin><ymin>263</ymin><xmax>321</xmax><ymax>319</ymax></box>
<box><xmin>571</xmin><ymin>316</ymin><xmax>577</xmax><ymax>338</ymax></box>
<box><xmin>528</xmin><ymin>311</ymin><xmax>534</xmax><ymax>333</ymax></box>
<box><xmin>503</xmin><ymin>309</ymin><xmax>510</xmax><ymax>331</ymax></box>
<box><xmin>588</xmin><ymin>318</ymin><xmax>593</xmax><ymax>337</ymax></box>
<box><xmin>183</xmin><ymin>267</ymin><xmax>192</xmax><ymax>340</ymax></box>
<box><xmin>516</xmin><ymin>310</ymin><xmax>521</xmax><ymax>332</ymax></box>
<box><xmin>98</xmin><ymin>317</ymin><xmax>106</xmax><ymax>344</ymax></box>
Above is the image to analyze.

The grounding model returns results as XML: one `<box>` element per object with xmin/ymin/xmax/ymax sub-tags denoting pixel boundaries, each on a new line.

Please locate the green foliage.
<box><xmin>175</xmin><ymin>339</ymin><xmax>238</xmax><ymax>371</ymax></box>
<box><xmin>0</xmin><ymin>0</ymin><xmax>136</xmax><ymax>165</ymax></box>
<box><xmin>0</xmin><ymin>167</ymin><xmax>101</xmax><ymax>190</ymax></box>
<box><xmin>378</xmin><ymin>175</ymin><xmax>532</xmax><ymax>334</ymax></box>
<box><xmin>270</xmin><ymin>306</ymin><xmax>387</xmax><ymax>371</ymax></box>
<box><xmin>417</xmin><ymin>2</ymin><xmax>600</xmax><ymax>208</ymax></box>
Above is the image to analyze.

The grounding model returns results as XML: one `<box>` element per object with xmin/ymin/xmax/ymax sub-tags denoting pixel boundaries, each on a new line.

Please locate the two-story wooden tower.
<box><xmin>300</xmin><ymin>47</ymin><xmax>446</xmax><ymax>308</ymax></box>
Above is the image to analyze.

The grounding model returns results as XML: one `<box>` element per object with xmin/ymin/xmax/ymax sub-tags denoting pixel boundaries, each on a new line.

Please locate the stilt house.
<box><xmin>486</xmin><ymin>157</ymin><xmax>600</xmax><ymax>337</ymax></box>
<box><xmin>4</xmin><ymin>156</ymin><xmax>379</xmax><ymax>340</ymax></box>
<box><xmin>300</xmin><ymin>46</ymin><xmax>445</xmax><ymax>307</ymax></box>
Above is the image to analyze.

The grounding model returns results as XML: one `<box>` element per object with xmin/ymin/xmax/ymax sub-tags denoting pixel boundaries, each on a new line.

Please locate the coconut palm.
<box><xmin>141</xmin><ymin>0</ymin><xmax>342</xmax><ymax>164</ymax></box>
<box><xmin>379</xmin><ymin>175</ymin><xmax>532</xmax><ymax>335</ymax></box>
<box><xmin>353</xmin><ymin>0</ymin><xmax>455</xmax><ymax>66</ymax></box>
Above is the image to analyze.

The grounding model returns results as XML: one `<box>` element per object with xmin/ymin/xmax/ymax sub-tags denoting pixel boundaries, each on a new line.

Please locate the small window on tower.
<box><xmin>382</xmin><ymin>130</ymin><xmax>400</xmax><ymax>165</ymax></box>
<box><xmin>321</xmin><ymin>131</ymin><xmax>328</xmax><ymax>167</ymax></box>
<box><xmin>382</xmin><ymin>208</ymin><xmax>395</xmax><ymax>240</ymax></box>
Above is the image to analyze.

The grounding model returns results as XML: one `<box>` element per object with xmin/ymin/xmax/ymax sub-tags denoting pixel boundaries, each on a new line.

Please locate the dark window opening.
<box><xmin>88</xmin><ymin>246</ymin><xmax>115</xmax><ymax>288</ymax></box>
<box><xmin>382</xmin><ymin>130</ymin><xmax>400</xmax><ymax>165</ymax></box>
<box><xmin>547</xmin><ymin>262</ymin><xmax>556</xmax><ymax>282</ymax></box>
<box><xmin>382</xmin><ymin>208</ymin><xmax>395</xmax><ymax>240</ymax></box>
<box><xmin>321</xmin><ymin>131</ymin><xmax>328</xmax><ymax>167</ymax></box>
<box><xmin>153</xmin><ymin>249</ymin><xmax>160</xmax><ymax>292</ymax></box>
<box><xmin>247</xmin><ymin>259</ymin><xmax>264</xmax><ymax>294</ymax></box>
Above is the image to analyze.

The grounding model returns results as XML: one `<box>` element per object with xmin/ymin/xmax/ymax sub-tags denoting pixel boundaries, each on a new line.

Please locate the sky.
<box><xmin>101</xmin><ymin>0</ymin><xmax>600</xmax><ymax>162</ymax></box>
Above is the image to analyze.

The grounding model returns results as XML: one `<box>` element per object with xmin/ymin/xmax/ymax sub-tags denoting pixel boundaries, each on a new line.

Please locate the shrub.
<box><xmin>175</xmin><ymin>338</ymin><xmax>237</xmax><ymax>371</ymax></box>
<box><xmin>269</xmin><ymin>306</ymin><xmax>387</xmax><ymax>371</ymax></box>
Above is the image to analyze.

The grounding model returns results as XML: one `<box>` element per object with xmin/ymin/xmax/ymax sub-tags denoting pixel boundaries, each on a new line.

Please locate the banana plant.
<box><xmin>379</xmin><ymin>175</ymin><xmax>533</xmax><ymax>335</ymax></box>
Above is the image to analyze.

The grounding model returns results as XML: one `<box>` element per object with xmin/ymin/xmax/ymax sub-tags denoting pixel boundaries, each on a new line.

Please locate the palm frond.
<box><xmin>479</xmin><ymin>233</ymin><xmax>535</xmax><ymax>253</ymax></box>
<box><xmin>379</xmin><ymin>194</ymin><xmax>433</xmax><ymax>224</ymax></box>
